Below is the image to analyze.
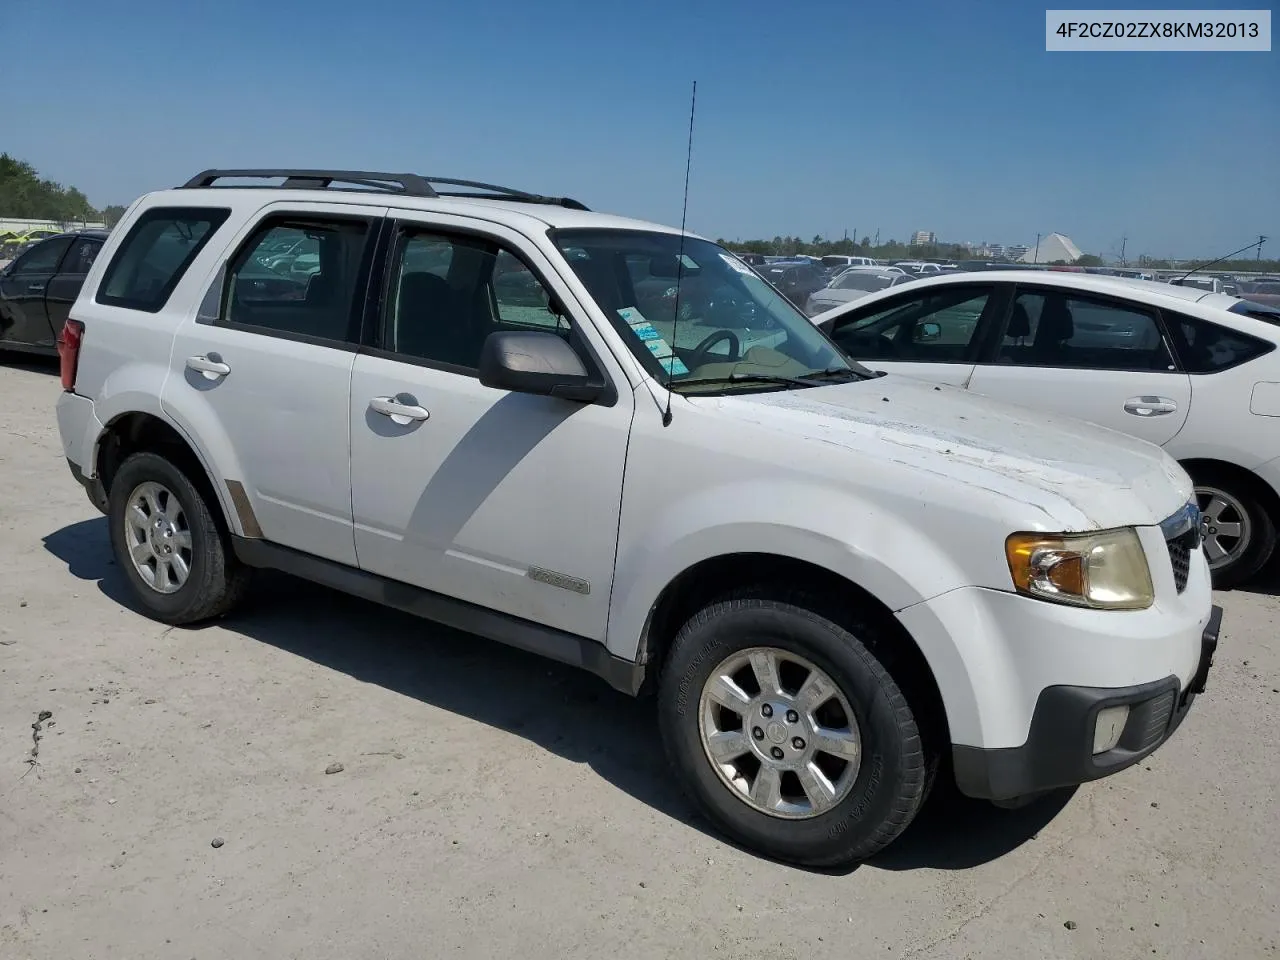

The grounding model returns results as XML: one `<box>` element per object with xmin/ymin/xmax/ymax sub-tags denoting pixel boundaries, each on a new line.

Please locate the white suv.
<box><xmin>54</xmin><ymin>169</ymin><xmax>1219</xmax><ymax>867</ymax></box>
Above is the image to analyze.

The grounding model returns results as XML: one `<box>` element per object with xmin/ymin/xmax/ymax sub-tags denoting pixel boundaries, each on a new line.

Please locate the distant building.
<box><xmin>910</xmin><ymin>230</ymin><xmax>936</xmax><ymax>247</ymax></box>
<box><xmin>1019</xmin><ymin>233</ymin><xmax>1082</xmax><ymax>265</ymax></box>
<box><xmin>1005</xmin><ymin>243</ymin><xmax>1029</xmax><ymax>261</ymax></box>
<box><xmin>984</xmin><ymin>243</ymin><xmax>1005</xmax><ymax>258</ymax></box>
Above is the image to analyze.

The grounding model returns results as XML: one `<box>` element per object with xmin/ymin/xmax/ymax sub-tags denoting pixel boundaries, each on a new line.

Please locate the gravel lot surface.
<box><xmin>1</xmin><ymin>358</ymin><xmax>1277</xmax><ymax>959</ymax></box>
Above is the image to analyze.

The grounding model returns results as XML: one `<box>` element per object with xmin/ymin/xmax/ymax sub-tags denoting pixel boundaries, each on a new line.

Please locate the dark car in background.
<box><xmin>755</xmin><ymin>259</ymin><xmax>827</xmax><ymax>309</ymax></box>
<box><xmin>0</xmin><ymin>231</ymin><xmax>107</xmax><ymax>356</ymax></box>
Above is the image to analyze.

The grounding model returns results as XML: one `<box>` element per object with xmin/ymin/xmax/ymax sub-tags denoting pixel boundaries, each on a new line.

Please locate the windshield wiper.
<box><xmin>674</xmin><ymin>372</ymin><xmax>823</xmax><ymax>391</ymax></box>
<box><xmin>797</xmin><ymin>366</ymin><xmax>877</xmax><ymax>382</ymax></box>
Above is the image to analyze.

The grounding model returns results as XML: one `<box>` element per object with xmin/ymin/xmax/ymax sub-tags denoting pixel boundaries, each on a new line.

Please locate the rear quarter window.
<box><xmin>1168</xmin><ymin>311</ymin><xmax>1275</xmax><ymax>373</ymax></box>
<box><xmin>96</xmin><ymin>207</ymin><xmax>230</xmax><ymax>312</ymax></box>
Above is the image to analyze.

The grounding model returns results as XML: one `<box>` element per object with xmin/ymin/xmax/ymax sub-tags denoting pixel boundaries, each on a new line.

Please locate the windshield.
<box><xmin>834</xmin><ymin>272</ymin><xmax>897</xmax><ymax>292</ymax></box>
<box><xmin>552</xmin><ymin>229</ymin><xmax>870</xmax><ymax>393</ymax></box>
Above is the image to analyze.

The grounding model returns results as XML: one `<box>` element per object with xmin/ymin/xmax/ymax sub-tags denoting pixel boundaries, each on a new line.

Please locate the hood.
<box><xmin>725</xmin><ymin>375</ymin><xmax>1190</xmax><ymax>530</ymax></box>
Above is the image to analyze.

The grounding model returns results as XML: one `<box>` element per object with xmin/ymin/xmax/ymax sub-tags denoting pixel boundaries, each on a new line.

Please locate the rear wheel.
<box><xmin>108</xmin><ymin>452</ymin><xmax>250</xmax><ymax>624</ymax></box>
<box><xmin>658</xmin><ymin>592</ymin><xmax>934</xmax><ymax>867</ymax></box>
<box><xmin>1190</xmin><ymin>466</ymin><xmax>1276</xmax><ymax>588</ymax></box>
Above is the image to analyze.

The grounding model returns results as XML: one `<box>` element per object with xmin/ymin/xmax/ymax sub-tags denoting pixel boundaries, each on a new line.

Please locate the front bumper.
<box><xmin>953</xmin><ymin>605</ymin><xmax>1221</xmax><ymax>800</ymax></box>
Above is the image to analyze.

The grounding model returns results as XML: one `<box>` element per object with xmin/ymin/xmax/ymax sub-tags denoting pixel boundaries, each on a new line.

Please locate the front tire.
<box><xmin>108</xmin><ymin>452</ymin><xmax>250</xmax><ymax>624</ymax></box>
<box><xmin>658</xmin><ymin>592</ymin><xmax>934</xmax><ymax>867</ymax></box>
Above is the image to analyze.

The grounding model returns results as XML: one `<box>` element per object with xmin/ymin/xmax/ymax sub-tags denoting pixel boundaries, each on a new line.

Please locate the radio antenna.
<box><xmin>1176</xmin><ymin>237</ymin><xmax>1267</xmax><ymax>282</ymax></box>
<box><xmin>663</xmin><ymin>80</ymin><xmax>697</xmax><ymax>428</ymax></box>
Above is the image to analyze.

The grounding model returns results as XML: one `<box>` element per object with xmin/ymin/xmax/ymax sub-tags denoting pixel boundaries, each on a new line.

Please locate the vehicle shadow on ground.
<box><xmin>44</xmin><ymin>516</ymin><xmax>1070</xmax><ymax>874</ymax></box>
<box><xmin>0</xmin><ymin>353</ymin><xmax>59</xmax><ymax>375</ymax></box>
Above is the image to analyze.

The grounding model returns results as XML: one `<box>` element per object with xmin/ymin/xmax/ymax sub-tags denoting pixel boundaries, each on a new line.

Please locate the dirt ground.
<box><xmin>1</xmin><ymin>358</ymin><xmax>1277</xmax><ymax>960</ymax></box>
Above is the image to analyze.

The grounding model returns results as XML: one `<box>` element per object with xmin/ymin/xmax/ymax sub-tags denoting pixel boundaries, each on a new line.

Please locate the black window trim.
<box><xmin>981</xmin><ymin>282</ymin><xmax>1179</xmax><ymax>373</ymax></box>
<box><xmin>198</xmin><ymin>209</ymin><xmax>381</xmax><ymax>353</ymax></box>
<box><xmin>825</xmin><ymin>282</ymin><xmax>1008</xmax><ymax>365</ymax></box>
<box><xmin>96</xmin><ymin>206</ymin><xmax>231</xmax><ymax>313</ymax></box>
<box><xmin>359</xmin><ymin>218</ymin><xmax>618</xmax><ymax>407</ymax></box>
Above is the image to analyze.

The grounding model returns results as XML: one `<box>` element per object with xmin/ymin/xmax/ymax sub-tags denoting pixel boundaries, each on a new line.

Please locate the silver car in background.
<box><xmin>804</xmin><ymin>268</ymin><xmax>916</xmax><ymax>316</ymax></box>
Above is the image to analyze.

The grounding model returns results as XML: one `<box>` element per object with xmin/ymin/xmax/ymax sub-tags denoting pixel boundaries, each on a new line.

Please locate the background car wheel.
<box><xmin>108</xmin><ymin>451</ymin><xmax>250</xmax><ymax>624</ymax></box>
<box><xmin>1190</xmin><ymin>466</ymin><xmax>1277</xmax><ymax>588</ymax></box>
<box><xmin>658</xmin><ymin>590</ymin><xmax>934</xmax><ymax>867</ymax></box>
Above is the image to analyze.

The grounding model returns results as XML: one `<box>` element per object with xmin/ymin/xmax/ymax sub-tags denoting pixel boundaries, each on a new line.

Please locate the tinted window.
<box><xmin>98</xmin><ymin>207</ymin><xmax>229</xmax><ymax>312</ymax></box>
<box><xmin>63</xmin><ymin>237</ymin><xmax>102</xmax><ymax>274</ymax></box>
<box><xmin>829</xmin><ymin>287</ymin><xmax>993</xmax><ymax>362</ymax></box>
<box><xmin>996</xmin><ymin>290</ymin><xmax>1172</xmax><ymax>371</ymax></box>
<box><xmin>384</xmin><ymin>230</ymin><xmax>568</xmax><ymax>370</ymax></box>
<box><xmin>10</xmin><ymin>236</ymin><xmax>72</xmax><ymax>275</ymax></box>
<box><xmin>221</xmin><ymin>216</ymin><xmax>369</xmax><ymax>342</ymax></box>
<box><xmin>1170</xmin><ymin>312</ymin><xmax>1274</xmax><ymax>373</ymax></box>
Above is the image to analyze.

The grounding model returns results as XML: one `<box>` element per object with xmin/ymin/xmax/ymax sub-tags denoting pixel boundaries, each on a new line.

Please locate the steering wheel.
<box><xmin>687</xmin><ymin>330</ymin><xmax>741</xmax><ymax>368</ymax></box>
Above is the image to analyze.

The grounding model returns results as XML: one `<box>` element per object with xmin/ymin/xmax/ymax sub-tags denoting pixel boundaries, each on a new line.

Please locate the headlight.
<box><xmin>1005</xmin><ymin>528</ymin><xmax>1154</xmax><ymax>610</ymax></box>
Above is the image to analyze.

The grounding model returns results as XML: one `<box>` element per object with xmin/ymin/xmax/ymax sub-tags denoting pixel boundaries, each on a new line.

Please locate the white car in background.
<box><xmin>813</xmin><ymin>271</ymin><xmax>1280</xmax><ymax>586</ymax></box>
<box><xmin>804</xmin><ymin>268</ymin><xmax>916</xmax><ymax>316</ymax></box>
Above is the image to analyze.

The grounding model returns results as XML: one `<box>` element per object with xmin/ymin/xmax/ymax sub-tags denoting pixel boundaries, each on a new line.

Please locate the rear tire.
<box><xmin>108</xmin><ymin>452</ymin><xmax>250</xmax><ymax>624</ymax></box>
<box><xmin>1189</xmin><ymin>466</ymin><xmax>1276</xmax><ymax>588</ymax></box>
<box><xmin>657</xmin><ymin>590</ymin><xmax>934</xmax><ymax>867</ymax></box>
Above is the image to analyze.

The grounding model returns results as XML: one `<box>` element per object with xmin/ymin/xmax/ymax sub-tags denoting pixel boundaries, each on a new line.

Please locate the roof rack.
<box><xmin>180</xmin><ymin>169</ymin><xmax>589</xmax><ymax>210</ymax></box>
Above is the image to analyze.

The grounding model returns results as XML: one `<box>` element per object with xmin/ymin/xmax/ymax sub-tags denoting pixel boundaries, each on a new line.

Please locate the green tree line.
<box><xmin>0</xmin><ymin>153</ymin><xmax>101</xmax><ymax>222</ymax></box>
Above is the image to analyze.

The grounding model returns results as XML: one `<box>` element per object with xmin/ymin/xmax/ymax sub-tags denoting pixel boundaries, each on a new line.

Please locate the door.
<box><xmin>823</xmin><ymin>283</ymin><xmax>1004</xmax><ymax>386</ymax></box>
<box><xmin>163</xmin><ymin>203</ymin><xmax>386</xmax><ymax>565</ymax></box>
<box><xmin>45</xmin><ymin>236</ymin><xmax>103</xmax><ymax>342</ymax></box>
<box><xmin>966</xmin><ymin>286</ymin><xmax>1191</xmax><ymax>445</ymax></box>
<box><xmin>349</xmin><ymin>217</ymin><xmax>634</xmax><ymax>640</ymax></box>
<box><xmin>0</xmin><ymin>235</ymin><xmax>73</xmax><ymax>347</ymax></box>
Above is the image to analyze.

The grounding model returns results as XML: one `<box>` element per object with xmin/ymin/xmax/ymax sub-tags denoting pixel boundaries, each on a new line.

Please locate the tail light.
<box><xmin>57</xmin><ymin>319</ymin><xmax>84</xmax><ymax>391</ymax></box>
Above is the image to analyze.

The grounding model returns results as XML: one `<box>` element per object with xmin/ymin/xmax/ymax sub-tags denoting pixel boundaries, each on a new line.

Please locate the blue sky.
<box><xmin>7</xmin><ymin>0</ymin><xmax>1277</xmax><ymax>258</ymax></box>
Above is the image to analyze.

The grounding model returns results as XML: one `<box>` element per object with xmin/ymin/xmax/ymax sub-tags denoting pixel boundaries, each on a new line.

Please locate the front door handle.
<box><xmin>370</xmin><ymin>394</ymin><xmax>430</xmax><ymax>425</ymax></box>
<box><xmin>27</xmin><ymin>282</ymin><xmax>46</xmax><ymax>293</ymax></box>
<box><xmin>1123</xmin><ymin>395</ymin><xmax>1177</xmax><ymax>417</ymax></box>
<box><xmin>186</xmin><ymin>353</ymin><xmax>231</xmax><ymax>380</ymax></box>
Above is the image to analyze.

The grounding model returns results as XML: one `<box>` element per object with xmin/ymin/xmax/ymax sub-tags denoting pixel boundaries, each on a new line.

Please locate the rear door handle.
<box><xmin>370</xmin><ymin>394</ymin><xmax>430</xmax><ymax>425</ymax></box>
<box><xmin>186</xmin><ymin>354</ymin><xmax>231</xmax><ymax>380</ymax></box>
<box><xmin>1123</xmin><ymin>396</ymin><xmax>1177</xmax><ymax>416</ymax></box>
<box><xmin>27</xmin><ymin>282</ymin><xmax>46</xmax><ymax>292</ymax></box>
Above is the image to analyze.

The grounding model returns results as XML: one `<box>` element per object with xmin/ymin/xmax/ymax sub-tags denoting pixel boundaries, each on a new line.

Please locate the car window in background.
<box><xmin>997</xmin><ymin>291</ymin><xmax>1172</xmax><ymax>370</ymax></box>
<box><xmin>1229</xmin><ymin>300</ymin><xmax>1280</xmax><ymax>325</ymax></box>
<box><xmin>834</xmin><ymin>272</ymin><xmax>898</xmax><ymax>292</ymax></box>
<box><xmin>1173</xmin><ymin>312</ymin><xmax>1275</xmax><ymax>372</ymax></box>
<box><xmin>828</xmin><ymin>287</ymin><xmax>992</xmax><ymax>362</ymax></box>
<box><xmin>9</xmin><ymin>236</ymin><xmax>73</xmax><ymax>275</ymax></box>
<box><xmin>64</xmin><ymin>237</ymin><xmax>102</xmax><ymax>274</ymax></box>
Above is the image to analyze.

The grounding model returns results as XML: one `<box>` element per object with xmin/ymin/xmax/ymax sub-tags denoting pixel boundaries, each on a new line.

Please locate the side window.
<box><xmin>63</xmin><ymin>237</ymin><xmax>102</xmax><ymax>275</ymax></box>
<box><xmin>1170</xmin><ymin>312</ymin><xmax>1274</xmax><ymax>373</ymax></box>
<box><xmin>384</xmin><ymin>230</ymin><xmax>565</xmax><ymax>370</ymax></box>
<box><xmin>221</xmin><ymin>216</ymin><xmax>370</xmax><ymax>343</ymax></box>
<box><xmin>997</xmin><ymin>290</ymin><xmax>1172</xmax><ymax>371</ymax></box>
<box><xmin>829</xmin><ymin>287</ymin><xmax>992</xmax><ymax>362</ymax></box>
<box><xmin>10</xmin><ymin>237</ymin><xmax>72</xmax><ymax>275</ymax></box>
<box><xmin>97</xmin><ymin>207</ymin><xmax>229</xmax><ymax>312</ymax></box>
<box><xmin>492</xmin><ymin>250</ymin><xmax>562</xmax><ymax>332</ymax></box>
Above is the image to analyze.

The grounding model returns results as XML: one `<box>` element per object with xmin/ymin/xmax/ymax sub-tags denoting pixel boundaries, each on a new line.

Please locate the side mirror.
<box><xmin>914</xmin><ymin>320</ymin><xmax>942</xmax><ymax>342</ymax></box>
<box><xmin>478</xmin><ymin>330</ymin><xmax>603</xmax><ymax>403</ymax></box>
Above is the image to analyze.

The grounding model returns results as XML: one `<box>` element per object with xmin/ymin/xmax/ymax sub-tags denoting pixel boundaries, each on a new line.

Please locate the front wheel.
<box><xmin>658</xmin><ymin>593</ymin><xmax>934</xmax><ymax>867</ymax></box>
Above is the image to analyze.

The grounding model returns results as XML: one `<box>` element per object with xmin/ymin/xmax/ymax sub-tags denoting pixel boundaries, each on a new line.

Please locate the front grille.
<box><xmin>1160</xmin><ymin>501</ymin><xmax>1201</xmax><ymax>594</ymax></box>
<box><xmin>1168</xmin><ymin>535</ymin><xmax>1192</xmax><ymax>592</ymax></box>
